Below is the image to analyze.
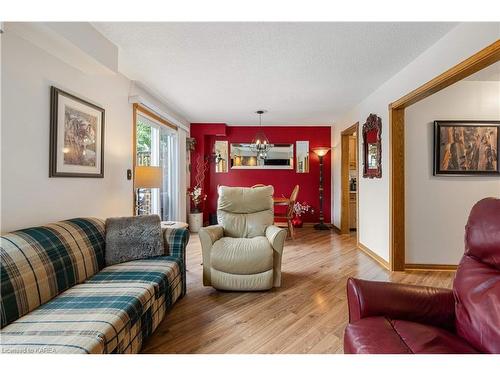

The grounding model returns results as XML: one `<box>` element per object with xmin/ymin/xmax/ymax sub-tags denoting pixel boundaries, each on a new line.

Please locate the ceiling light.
<box><xmin>250</xmin><ymin>110</ymin><xmax>272</xmax><ymax>160</ymax></box>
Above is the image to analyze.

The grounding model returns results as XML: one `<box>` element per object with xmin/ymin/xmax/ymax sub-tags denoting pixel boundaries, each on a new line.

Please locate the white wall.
<box><xmin>332</xmin><ymin>23</ymin><xmax>500</xmax><ymax>262</ymax></box>
<box><xmin>1</xmin><ymin>27</ymin><xmax>191</xmax><ymax>231</ymax></box>
<box><xmin>1</xmin><ymin>32</ymin><xmax>133</xmax><ymax>231</ymax></box>
<box><xmin>405</xmin><ymin>80</ymin><xmax>500</xmax><ymax>265</ymax></box>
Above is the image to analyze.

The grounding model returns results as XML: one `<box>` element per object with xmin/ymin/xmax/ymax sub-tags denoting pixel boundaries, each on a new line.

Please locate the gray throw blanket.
<box><xmin>105</xmin><ymin>215</ymin><xmax>163</xmax><ymax>266</ymax></box>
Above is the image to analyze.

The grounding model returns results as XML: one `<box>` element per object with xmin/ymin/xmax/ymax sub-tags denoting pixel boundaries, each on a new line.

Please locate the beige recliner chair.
<box><xmin>199</xmin><ymin>185</ymin><xmax>287</xmax><ymax>291</ymax></box>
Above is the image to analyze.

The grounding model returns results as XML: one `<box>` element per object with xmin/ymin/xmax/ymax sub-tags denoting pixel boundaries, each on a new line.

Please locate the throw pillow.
<box><xmin>105</xmin><ymin>215</ymin><xmax>163</xmax><ymax>266</ymax></box>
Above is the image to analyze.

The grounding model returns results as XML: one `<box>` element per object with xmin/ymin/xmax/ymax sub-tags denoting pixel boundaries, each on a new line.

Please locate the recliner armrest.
<box><xmin>347</xmin><ymin>278</ymin><xmax>456</xmax><ymax>331</ymax></box>
<box><xmin>199</xmin><ymin>225</ymin><xmax>224</xmax><ymax>249</ymax></box>
<box><xmin>265</xmin><ymin>225</ymin><xmax>287</xmax><ymax>254</ymax></box>
<box><xmin>199</xmin><ymin>225</ymin><xmax>224</xmax><ymax>287</ymax></box>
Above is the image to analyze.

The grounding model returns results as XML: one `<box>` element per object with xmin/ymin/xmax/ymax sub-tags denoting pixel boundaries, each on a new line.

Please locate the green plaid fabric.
<box><xmin>1</xmin><ymin>219</ymin><xmax>189</xmax><ymax>354</ymax></box>
<box><xmin>163</xmin><ymin>228</ymin><xmax>190</xmax><ymax>296</ymax></box>
<box><xmin>1</xmin><ymin>218</ymin><xmax>105</xmax><ymax>328</ymax></box>
<box><xmin>0</xmin><ymin>257</ymin><xmax>182</xmax><ymax>353</ymax></box>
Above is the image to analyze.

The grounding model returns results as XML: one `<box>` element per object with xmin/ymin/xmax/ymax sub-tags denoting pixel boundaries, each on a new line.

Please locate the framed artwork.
<box><xmin>362</xmin><ymin>113</ymin><xmax>382</xmax><ymax>178</ymax></box>
<box><xmin>433</xmin><ymin>121</ymin><xmax>499</xmax><ymax>176</ymax></box>
<box><xmin>50</xmin><ymin>86</ymin><xmax>105</xmax><ymax>177</ymax></box>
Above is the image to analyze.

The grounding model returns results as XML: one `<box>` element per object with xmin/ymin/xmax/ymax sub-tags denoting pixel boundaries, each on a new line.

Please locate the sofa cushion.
<box><xmin>1</xmin><ymin>218</ymin><xmax>105</xmax><ymax>328</ymax></box>
<box><xmin>105</xmin><ymin>215</ymin><xmax>163</xmax><ymax>267</ymax></box>
<box><xmin>454</xmin><ymin>255</ymin><xmax>500</xmax><ymax>353</ymax></box>
<box><xmin>453</xmin><ymin>197</ymin><xmax>500</xmax><ymax>354</ymax></box>
<box><xmin>463</xmin><ymin>197</ymin><xmax>500</xmax><ymax>269</ymax></box>
<box><xmin>344</xmin><ymin>317</ymin><xmax>412</xmax><ymax>354</ymax></box>
<box><xmin>344</xmin><ymin>317</ymin><xmax>478</xmax><ymax>354</ymax></box>
<box><xmin>211</xmin><ymin>236</ymin><xmax>273</xmax><ymax>275</ymax></box>
<box><xmin>391</xmin><ymin>319</ymin><xmax>478</xmax><ymax>354</ymax></box>
<box><xmin>0</xmin><ymin>256</ymin><xmax>182</xmax><ymax>354</ymax></box>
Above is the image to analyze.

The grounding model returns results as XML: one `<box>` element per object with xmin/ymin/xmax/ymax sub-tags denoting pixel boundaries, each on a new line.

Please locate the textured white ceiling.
<box><xmin>94</xmin><ymin>22</ymin><xmax>457</xmax><ymax>125</ymax></box>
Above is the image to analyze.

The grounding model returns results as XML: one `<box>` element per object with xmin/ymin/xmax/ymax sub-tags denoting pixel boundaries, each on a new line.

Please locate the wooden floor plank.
<box><xmin>142</xmin><ymin>228</ymin><xmax>455</xmax><ymax>354</ymax></box>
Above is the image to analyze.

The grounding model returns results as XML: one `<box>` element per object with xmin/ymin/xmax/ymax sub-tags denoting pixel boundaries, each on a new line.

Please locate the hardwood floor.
<box><xmin>142</xmin><ymin>227</ymin><xmax>455</xmax><ymax>354</ymax></box>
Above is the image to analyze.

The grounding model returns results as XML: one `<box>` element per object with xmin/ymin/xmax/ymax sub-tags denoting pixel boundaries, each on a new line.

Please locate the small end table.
<box><xmin>161</xmin><ymin>221</ymin><xmax>189</xmax><ymax>230</ymax></box>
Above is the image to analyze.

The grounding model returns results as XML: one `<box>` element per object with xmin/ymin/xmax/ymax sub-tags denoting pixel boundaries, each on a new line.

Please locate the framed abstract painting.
<box><xmin>49</xmin><ymin>86</ymin><xmax>105</xmax><ymax>177</ymax></box>
<box><xmin>433</xmin><ymin>121</ymin><xmax>499</xmax><ymax>176</ymax></box>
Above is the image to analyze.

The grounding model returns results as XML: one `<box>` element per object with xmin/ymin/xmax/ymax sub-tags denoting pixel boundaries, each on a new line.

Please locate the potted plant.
<box><xmin>188</xmin><ymin>186</ymin><xmax>206</xmax><ymax>232</ymax></box>
<box><xmin>292</xmin><ymin>201</ymin><xmax>313</xmax><ymax>228</ymax></box>
<box><xmin>188</xmin><ymin>154</ymin><xmax>208</xmax><ymax>233</ymax></box>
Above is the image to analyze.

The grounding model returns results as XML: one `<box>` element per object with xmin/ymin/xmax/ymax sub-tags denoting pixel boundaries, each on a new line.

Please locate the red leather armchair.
<box><xmin>344</xmin><ymin>197</ymin><xmax>500</xmax><ymax>354</ymax></box>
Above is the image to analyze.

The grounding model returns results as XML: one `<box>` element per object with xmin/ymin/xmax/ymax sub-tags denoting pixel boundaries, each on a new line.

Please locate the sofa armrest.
<box><xmin>265</xmin><ymin>225</ymin><xmax>287</xmax><ymax>254</ymax></box>
<box><xmin>163</xmin><ymin>227</ymin><xmax>190</xmax><ymax>297</ymax></box>
<box><xmin>163</xmin><ymin>227</ymin><xmax>190</xmax><ymax>259</ymax></box>
<box><xmin>347</xmin><ymin>278</ymin><xmax>456</xmax><ymax>331</ymax></box>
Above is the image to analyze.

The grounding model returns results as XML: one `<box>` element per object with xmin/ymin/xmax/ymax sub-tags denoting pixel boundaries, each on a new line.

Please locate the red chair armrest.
<box><xmin>346</xmin><ymin>278</ymin><xmax>456</xmax><ymax>331</ymax></box>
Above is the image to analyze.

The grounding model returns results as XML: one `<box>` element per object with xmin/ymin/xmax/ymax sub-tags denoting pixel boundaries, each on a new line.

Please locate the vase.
<box><xmin>292</xmin><ymin>216</ymin><xmax>303</xmax><ymax>228</ymax></box>
<box><xmin>188</xmin><ymin>212</ymin><xmax>203</xmax><ymax>233</ymax></box>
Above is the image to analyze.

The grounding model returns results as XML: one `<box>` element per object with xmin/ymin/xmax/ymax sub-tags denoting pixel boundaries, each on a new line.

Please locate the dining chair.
<box><xmin>275</xmin><ymin>185</ymin><xmax>299</xmax><ymax>239</ymax></box>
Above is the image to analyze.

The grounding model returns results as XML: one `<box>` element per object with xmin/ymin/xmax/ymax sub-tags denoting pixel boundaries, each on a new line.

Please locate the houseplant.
<box><xmin>292</xmin><ymin>201</ymin><xmax>313</xmax><ymax>228</ymax></box>
<box><xmin>188</xmin><ymin>154</ymin><xmax>208</xmax><ymax>232</ymax></box>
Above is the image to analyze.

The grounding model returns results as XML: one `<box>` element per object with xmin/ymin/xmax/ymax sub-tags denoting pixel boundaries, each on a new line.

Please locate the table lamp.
<box><xmin>134</xmin><ymin>166</ymin><xmax>162</xmax><ymax>215</ymax></box>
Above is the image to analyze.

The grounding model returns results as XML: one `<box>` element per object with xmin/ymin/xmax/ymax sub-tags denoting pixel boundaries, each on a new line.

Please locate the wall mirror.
<box><xmin>296</xmin><ymin>141</ymin><xmax>309</xmax><ymax>173</ymax></box>
<box><xmin>230</xmin><ymin>143</ymin><xmax>294</xmax><ymax>169</ymax></box>
<box><xmin>214</xmin><ymin>140</ymin><xmax>228</xmax><ymax>173</ymax></box>
<box><xmin>362</xmin><ymin>113</ymin><xmax>382</xmax><ymax>178</ymax></box>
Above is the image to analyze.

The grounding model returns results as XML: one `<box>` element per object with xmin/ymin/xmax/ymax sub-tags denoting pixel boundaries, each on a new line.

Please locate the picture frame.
<box><xmin>50</xmin><ymin>86</ymin><xmax>105</xmax><ymax>177</ymax></box>
<box><xmin>433</xmin><ymin>121</ymin><xmax>499</xmax><ymax>176</ymax></box>
<box><xmin>362</xmin><ymin>113</ymin><xmax>382</xmax><ymax>178</ymax></box>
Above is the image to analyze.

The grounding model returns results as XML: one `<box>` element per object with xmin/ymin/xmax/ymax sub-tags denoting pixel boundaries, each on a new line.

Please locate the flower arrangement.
<box><xmin>188</xmin><ymin>154</ymin><xmax>209</xmax><ymax>213</ymax></box>
<box><xmin>293</xmin><ymin>201</ymin><xmax>313</xmax><ymax>217</ymax></box>
<box><xmin>188</xmin><ymin>186</ymin><xmax>207</xmax><ymax>213</ymax></box>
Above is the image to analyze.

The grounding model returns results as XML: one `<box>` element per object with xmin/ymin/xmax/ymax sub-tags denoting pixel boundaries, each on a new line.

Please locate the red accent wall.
<box><xmin>190</xmin><ymin>123</ymin><xmax>331</xmax><ymax>223</ymax></box>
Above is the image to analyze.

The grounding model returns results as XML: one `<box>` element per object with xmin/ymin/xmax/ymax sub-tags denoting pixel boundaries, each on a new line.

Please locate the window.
<box><xmin>134</xmin><ymin>105</ymin><xmax>178</xmax><ymax>221</ymax></box>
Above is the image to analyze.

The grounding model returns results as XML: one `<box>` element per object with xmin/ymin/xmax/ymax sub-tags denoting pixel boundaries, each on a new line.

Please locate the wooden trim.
<box><xmin>405</xmin><ymin>263</ymin><xmax>457</xmax><ymax>272</ymax></box>
<box><xmin>358</xmin><ymin>242</ymin><xmax>390</xmax><ymax>270</ymax></box>
<box><xmin>389</xmin><ymin>40</ymin><xmax>500</xmax><ymax>272</ymax></box>
<box><xmin>340</xmin><ymin>123</ymin><xmax>359</xmax><ymax>235</ymax></box>
<box><xmin>132</xmin><ymin>104</ymin><xmax>138</xmax><ymax>215</ymax></box>
<box><xmin>134</xmin><ymin>103</ymin><xmax>178</xmax><ymax>131</ymax></box>
<box><xmin>391</xmin><ymin>40</ymin><xmax>500</xmax><ymax>109</ymax></box>
<box><xmin>332</xmin><ymin>224</ymin><xmax>341</xmax><ymax>233</ymax></box>
<box><xmin>389</xmin><ymin>107</ymin><xmax>405</xmax><ymax>271</ymax></box>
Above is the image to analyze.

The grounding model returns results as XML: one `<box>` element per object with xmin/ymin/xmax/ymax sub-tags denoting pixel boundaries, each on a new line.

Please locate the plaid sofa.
<box><xmin>0</xmin><ymin>218</ymin><xmax>189</xmax><ymax>354</ymax></box>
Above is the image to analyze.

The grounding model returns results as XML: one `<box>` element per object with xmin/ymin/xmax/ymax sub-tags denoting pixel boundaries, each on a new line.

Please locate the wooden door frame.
<box><xmin>132</xmin><ymin>103</ymin><xmax>178</xmax><ymax>215</ymax></box>
<box><xmin>389</xmin><ymin>40</ymin><xmax>500</xmax><ymax>271</ymax></box>
<box><xmin>341</xmin><ymin>122</ymin><xmax>359</xmax><ymax>238</ymax></box>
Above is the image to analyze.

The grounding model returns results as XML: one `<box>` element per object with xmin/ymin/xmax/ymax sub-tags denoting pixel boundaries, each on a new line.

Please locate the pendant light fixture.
<box><xmin>250</xmin><ymin>110</ymin><xmax>272</xmax><ymax>160</ymax></box>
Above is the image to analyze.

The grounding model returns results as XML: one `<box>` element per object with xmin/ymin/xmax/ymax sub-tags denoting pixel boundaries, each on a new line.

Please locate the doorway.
<box><xmin>389</xmin><ymin>40</ymin><xmax>500</xmax><ymax>271</ymax></box>
<box><xmin>341</xmin><ymin>122</ymin><xmax>359</xmax><ymax>236</ymax></box>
